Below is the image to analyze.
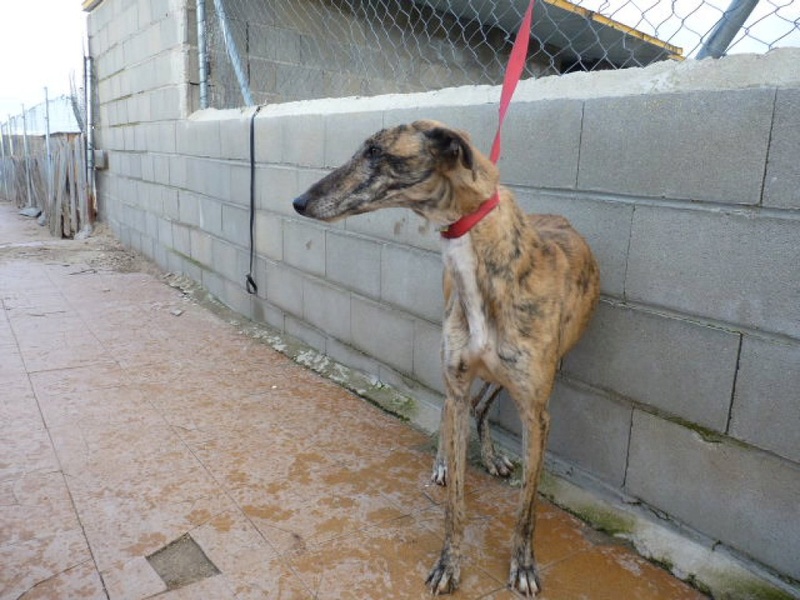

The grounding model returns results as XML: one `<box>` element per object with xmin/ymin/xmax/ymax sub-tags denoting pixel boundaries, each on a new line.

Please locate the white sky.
<box><xmin>576</xmin><ymin>0</ymin><xmax>800</xmax><ymax>56</ymax></box>
<box><xmin>0</xmin><ymin>1</ymin><xmax>86</xmax><ymax>120</ymax></box>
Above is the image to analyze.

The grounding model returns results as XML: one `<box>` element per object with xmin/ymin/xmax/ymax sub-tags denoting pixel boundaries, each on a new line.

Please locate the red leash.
<box><xmin>440</xmin><ymin>0</ymin><xmax>535</xmax><ymax>240</ymax></box>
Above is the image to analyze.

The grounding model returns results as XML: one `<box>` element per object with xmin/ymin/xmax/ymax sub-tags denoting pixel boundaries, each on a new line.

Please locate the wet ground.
<box><xmin>0</xmin><ymin>200</ymin><xmax>707</xmax><ymax>599</ymax></box>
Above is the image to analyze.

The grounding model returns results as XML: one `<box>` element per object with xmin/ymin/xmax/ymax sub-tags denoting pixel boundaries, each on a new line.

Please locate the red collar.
<box><xmin>439</xmin><ymin>191</ymin><xmax>500</xmax><ymax>239</ymax></box>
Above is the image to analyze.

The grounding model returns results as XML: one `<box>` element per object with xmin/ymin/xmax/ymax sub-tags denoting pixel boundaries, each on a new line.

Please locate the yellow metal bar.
<box><xmin>545</xmin><ymin>0</ymin><xmax>684</xmax><ymax>58</ymax></box>
<box><xmin>82</xmin><ymin>0</ymin><xmax>104</xmax><ymax>12</ymax></box>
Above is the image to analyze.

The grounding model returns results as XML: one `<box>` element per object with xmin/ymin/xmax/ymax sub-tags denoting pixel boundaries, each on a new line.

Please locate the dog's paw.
<box><xmin>431</xmin><ymin>459</ymin><xmax>448</xmax><ymax>486</ymax></box>
<box><xmin>508</xmin><ymin>560</ymin><xmax>540</xmax><ymax>597</ymax></box>
<box><xmin>426</xmin><ymin>554</ymin><xmax>460</xmax><ymax>595</ymax></box>
<box><xmin>484</xmin><ymin>453</ymin><xmax>515</xmax><ymax>478</ymax></box>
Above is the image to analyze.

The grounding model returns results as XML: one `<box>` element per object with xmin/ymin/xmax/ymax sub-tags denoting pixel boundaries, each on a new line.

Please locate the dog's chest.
<box><xmin>441</xmin><ymin>236</ymin><xmax>493</xmax><ymax>362</ymax></box>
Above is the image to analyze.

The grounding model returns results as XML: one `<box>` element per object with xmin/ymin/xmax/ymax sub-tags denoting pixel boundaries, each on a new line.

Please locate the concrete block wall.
<box><xmin>88</xmin><ymin>0</ymin><xmax>800</xmax><ymax>584</ymax></box>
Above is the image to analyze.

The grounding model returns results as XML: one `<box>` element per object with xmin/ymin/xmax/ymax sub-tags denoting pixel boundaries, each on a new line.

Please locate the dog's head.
<box><xmin>293</xmin><ymin>120</ymin><xmax>497</xmax><ymax>225</ymax></box>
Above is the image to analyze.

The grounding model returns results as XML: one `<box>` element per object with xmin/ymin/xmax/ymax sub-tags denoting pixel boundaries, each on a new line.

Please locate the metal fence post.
<box><xmin>0</xmin><ymin>122</ymin><xmax>7</xmax><ymax>201</ymax></box>
<box><xmin>212</xmin><ymin>0</ymin><xmax>254</xmax><ymax>106</ymax></box>
<box><xmin>21</xmin><ymin>104</ymin><xmax>33</xmax><ymax>209</ymax></box>
<box><xmin>7</xmin><ymin>115</ymin><xmax>14</xmax><ymax>156</ymax></box>
<box><xmin>44</xmin><ymin>87</ymin><xmax>53</xmax><ymax>213</ymax></box>
<box><xmin>697</xmin><ymin>0</ymin><xmax>760</xmax><ymax>59</ymax></box>
<box><xmin>197</xmin><ymin>0</ymin><xmax>209</xmax><ymax>109</ymax></box>
<box><xmin>84</xmin><ymin>54</ymin><xmax>95</xmax><ymax>233</ymax></box>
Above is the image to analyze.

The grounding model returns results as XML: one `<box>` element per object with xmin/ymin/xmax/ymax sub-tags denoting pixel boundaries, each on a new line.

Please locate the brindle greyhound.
<box><xmin>293</xmin><ymin>120</ymin><xmax>599</xmax><ymax>596</ymax></box>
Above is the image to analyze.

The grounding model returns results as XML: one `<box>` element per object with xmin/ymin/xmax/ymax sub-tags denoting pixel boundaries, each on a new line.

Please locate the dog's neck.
<box><xmin>442</xmin><ymin>233</ymin><xmax>490</xmax><ymax>359</ymax></box>
<box><xmin>440</xmin><ymin>189</ymin><xmax>536</xmax><ymax>353</ymax></box>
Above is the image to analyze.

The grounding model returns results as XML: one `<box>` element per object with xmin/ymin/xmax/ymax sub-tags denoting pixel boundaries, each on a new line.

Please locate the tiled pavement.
<box><xmin>0</xmin><ymin>200</ymin><xmax>706</xmax><ymax>599</ymax></box>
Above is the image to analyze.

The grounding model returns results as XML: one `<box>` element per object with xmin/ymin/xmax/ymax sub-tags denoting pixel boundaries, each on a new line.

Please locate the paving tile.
<box><xmin>0</xmin><ymin>547</ymin><xmax>108</xmax><ymax>600</ymax></box>
<box><xmin>0</xmin><ymin>528</ymin><xmax>95</xmax><ymax>598</ymax></box>
<box><xmin>0</xmin><ymin>344</ymin><xmax>28</xmax><ymax>383</ymax></box>
<box><xmin>0</xmin><ymin>472</ymin><xmax>82</xmax><ymax>547</ymax></box>
<box><xmin>0</xmin><ymin>428</ymin><xmax>60</xmax><ymax>482</ymax></box>
<box><xmin>28</xmin><ymin>360</ymin><xmax>131</xmax><ymax>398</ymax></box>
<box><xmin>191</xmin><ymin>510</ymin><xmax>312</xmax><ymax>599</ymax></box>
<box><xmin>102</xmin><ymin>556</ymin><xmax>167</xmax><ymax>600</ymax></box>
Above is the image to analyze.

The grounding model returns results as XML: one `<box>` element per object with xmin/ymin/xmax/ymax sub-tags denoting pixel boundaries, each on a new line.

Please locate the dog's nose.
<box><xmin>293</xmin><ymin>193</ymin><xmax>309</xmax><ymax>215</ymax></box>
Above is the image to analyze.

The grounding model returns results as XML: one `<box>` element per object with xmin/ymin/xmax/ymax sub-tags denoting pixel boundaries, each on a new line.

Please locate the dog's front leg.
<box><xmin>427</xmin><ymin>364</ymin><xmax>472</xmax><ymax>595</ymax></box>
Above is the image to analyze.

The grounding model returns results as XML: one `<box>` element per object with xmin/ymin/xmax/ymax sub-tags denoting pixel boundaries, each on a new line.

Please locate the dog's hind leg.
<box><xmin>473</xmin><ymin>383</ymin><xmax>515</xmax><ymax>478</ymax></box>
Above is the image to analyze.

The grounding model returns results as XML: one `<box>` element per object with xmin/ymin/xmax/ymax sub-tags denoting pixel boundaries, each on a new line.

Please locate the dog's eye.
<box><xmin>366</xmin><ymin>144</ymin><xmax>382</xmax><ymax>159</ymax></box>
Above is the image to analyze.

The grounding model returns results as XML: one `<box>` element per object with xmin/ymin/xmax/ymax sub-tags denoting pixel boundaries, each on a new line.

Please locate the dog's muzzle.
<box><xmin>292</xmin><ymin>193</ymin><xmax>309</xmax><ymax>215</ymax></box>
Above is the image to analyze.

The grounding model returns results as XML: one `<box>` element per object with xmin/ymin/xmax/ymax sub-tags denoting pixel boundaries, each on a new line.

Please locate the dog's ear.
<box><xmin>425</xmin><ymin>127</ymin><xmax>477</xmax><ymax>180</ymax></box>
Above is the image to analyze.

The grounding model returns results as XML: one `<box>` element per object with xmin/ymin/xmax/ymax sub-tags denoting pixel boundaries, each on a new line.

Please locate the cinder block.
<box><xmin>547</xmin><ymin>381</ymin><xmax>632</xmax><ymax>487</ymax></box>
<box><xmin>579</xmin><ymin>89</ymin><xmax>774</xmax><ymax>205</ymax></box>
<box><xmin>190</xmin><ymin>229</ymin><xmax>213</xmax><ymax>268</ymax></box>
<box><xmin>171</xmin><ymin>222</ymin><xmax>191</xmax><ymax>256</ymax></box>
<box><xmin>328</xmin><ymin>338</ymin><xmax>385</xmax><ymax>383</ymax></box>
<box><xmin>221</xmin><ymin>204</ymin><xmax>250</xmax><ymax>248</ymax></box>
<box><xmin>254</xmin><ymin>115</ymin><xmax>283</xmax><ymax>164</ymax></box>
<box><xmin>323</xmin><ymin>111</ymin><xmax>384</xmax><ymax>167</ymax></box>
<box><xmin>140</xmin><ymin>153</ymin><xmax>155</xmax><ymax>182</ymax></box>
<box><xmin>729</xmin><ymin>336</ymin><xmax>800</xmax><ymax>463</ymax></box>
<box><xmin>626</xmin><ymin>410</ymin><xmax>800</xmax><ymax>580</ymax></box>
<box><xmin>413</xmin><ymin>320</ymin><xmax>444</xmax><ymax>394</ymax></box>
<box><xmin>178</xmin><ymin>191</ymin><xmax>200</xmax><ymax>227</ymax></box>
<box><xmin>156</xmin><ymin>217</ymin><xmax>172</xmax><ymax>246</ymax></box>
<box><xmin>229</xmin><ymin>164</ymin><xmax>250</xmax><ymax>207</ymax></box>
<box><xmin>211</xmin><ymin>238</ymin><xmax>242</xmax><ymax>281</ymax></box>
<box><xmin>185</xmin><ymin>158</ymin><xmax>229</xmax><ymax>202</ymax></box>
<box><xmin>219</xmin><ymin>117</ymin><xmax>251</xmax><ymax>161</ymax></box>
<box><xmin>168</xmin><ymin>155</ymin><xmax>187</xmax><ymax>189</ymax></box>
<box><xmin>150</xmin><ymin>86</ymin><xmax>182</xmax><ymax>121</ymax></box>
<box><xmin>222</xmin><ymin>278</ymin><xmax>254</xmax><ymax>321</ymax></box>
<box><xmin>155</xmin><ymin>120</ymin><xmax>179</xmax><ymax>153</ymax></box>
<box><xmin>282</xmin><ymin>219</ymin><xmax>326</xmax><ymax>277</ymax></box>
<box><xmin>563</xmin><ymin>302</ymin><xmax>739</xmax><ymax>432</ymax></box>
<box><xmin>264</xmin><ymin>260</ymin><xmax>304</xmax><ymax>318</ymax></box>
<box><xmin>251</xmin><ymin>296</ymin><xmax>285</xmax><ymax>332</ymax></box>
<box><xmin>303</xmin><ymin>277</ymin><xmax>352</xmax><ymax>343</ymax></box>
<box><xmin>501</xmin><ymin>99</ymin><xmax>583</xmax><ymax>189</ymax></box>
<box><xmin>254</xmin><ymin>210</ymin><xmax>283</xmax><ymax>261</ymax></box>
<box><xmin>198</xmin><ymin>196</ymin><xmax>222</xmax><ymax>237</ymax></box>
<box><xmin>763</xmin><ymin>89</ymin><xmax>800</xmax><ymax>209</ymax></box>
<box><xmin>152</xmin><ymin>153</ymin><xmax>170</xmax><ymax>186</ymax></box>
<box><xmin>325</xmin><ymin>232</ymin><xmax>382</xmax><ymax>299</ymax></box>
<box><xmin>351</xmin><ymin>296</ymin><xmax>415</xmax><ymax>375</ymax></box>
<box><xmin>162</xmin><ymin>188</ymin><xmax>179</xmax><ymax>221</ymax></box>
<box><xmin>257</xmin><ymin>165</ymin><xmax>300</xmax><ymax>215</ymax></box>
<box><xmin>515</xmin><ymin>190</ymin><xmax>633</xmax><ymax>297</ymax></box>
<box><xmin>201</xmin><ymin>269</ymin><xmax>225</xmax><ymax>303</ymax></box>
<box><xmin>380</xmin><ymin>243</ymin><xmax>443</xmax><ymax>323</ymax></box>
<box><xmin>626</xmin><ymin>205</ymin><xmax>800</xmax><ymax>338</ymax></box>
<box><xmin>152</xmin><ymin>243</ymin><xmax>168</xmax><ymax>272</ymax></box>
<box><xmin>279</xmin><ymin>113</ymin><xmax>325</xmax><ymax>168</ymax></box>
<box><xmin>284</xmin><ymin>314</ymin><xmax>327</xmax><ymax>354</ymax></box>
<box><xmin>144</xmin><ymin>212</ymin><xmax>159</xmax><ymax>241</ymax></box>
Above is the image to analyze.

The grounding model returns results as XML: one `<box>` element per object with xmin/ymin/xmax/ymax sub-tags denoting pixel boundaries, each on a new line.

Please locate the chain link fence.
<box><xmin>199</xmin><ymin>0</ymin><xmax>799</xmax><ymax>109</ymax></box>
